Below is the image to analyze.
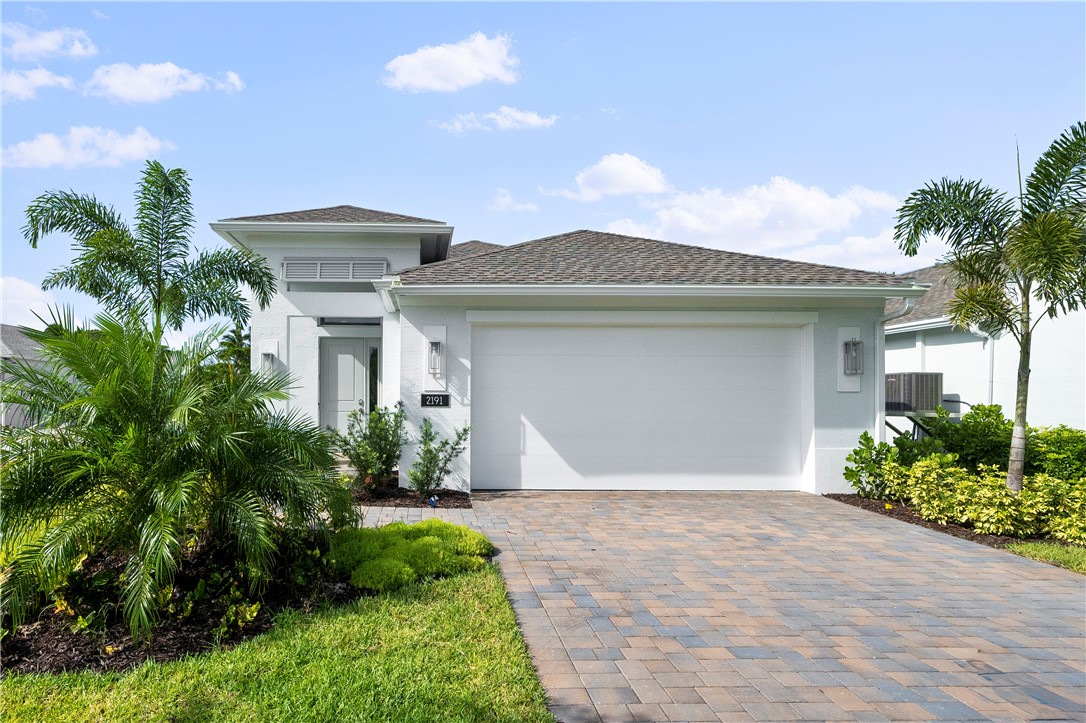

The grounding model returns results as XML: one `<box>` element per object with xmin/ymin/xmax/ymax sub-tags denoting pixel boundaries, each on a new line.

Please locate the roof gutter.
<box><xmin>373</xmin><ymin>278</ymin><xmax>400</xmax><ymax>313</ymax></box>
<box><xmin>390</xmin><ymin>283</ymin><xmax>929</xmax><ymax>299</ymax></box>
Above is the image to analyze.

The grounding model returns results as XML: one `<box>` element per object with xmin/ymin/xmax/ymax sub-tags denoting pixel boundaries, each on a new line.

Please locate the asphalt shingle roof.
<box><xmin>221</xmin><ymin>205</ymin><xmax>443</xmax><ymax>224</ymax></box>
<box><xmin>1</xmin><ymin>324</ymin><xmax>42</xmax><ymax>361</ymax></box>
<box><xmin>446</xmin><ymin>240</ymin><xmax>503</xmax><ymax>260</ymax></box>
<box><xmin>885</xmin><ymin>265</ymin><xmax>955</xmax><ymax>323</ymax></box>
<box><xmin>399</xmin><ymin>230</ymin><xmax>915</xmax><ymax>287</ymax></box>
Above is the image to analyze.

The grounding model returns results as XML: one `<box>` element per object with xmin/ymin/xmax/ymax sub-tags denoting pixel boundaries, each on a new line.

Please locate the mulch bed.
<box><xmin>823</xmin><ymin>493</ymin><xmax>1026</xmax><ymax>549</ymax></box>
<box><xmin>351</xmin><ymin>485</ymin><xmax>473</xmax><ymax>509</ymax></box>
<box><xmin>2</xmin><ymin>562</ymin><xmax>366</xmax><ymax>677</ymax></box>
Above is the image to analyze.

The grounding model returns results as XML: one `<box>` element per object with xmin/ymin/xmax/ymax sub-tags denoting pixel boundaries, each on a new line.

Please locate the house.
<box><xmin>1</xmin><ymin>324</ymin><xmax>42</xmax><ymax>427</ymax></box>
<box><xmin>211</xmin><ymin>205</ymin><xmax>925</xmax><ymax>494</ymax></box>
<box><xmin>884</xmin><ymin>265</ymin><xmax>1086</xmax><ymax>429</ymax></box>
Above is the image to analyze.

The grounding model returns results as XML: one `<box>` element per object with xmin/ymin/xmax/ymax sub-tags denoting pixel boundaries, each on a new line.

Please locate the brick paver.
<box><xmin>363</xmin><ymin>492</ymin><xmax>1085</xmax><ymax>722</ymax></box>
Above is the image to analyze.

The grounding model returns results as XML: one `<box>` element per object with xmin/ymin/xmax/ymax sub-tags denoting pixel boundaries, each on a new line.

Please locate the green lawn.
<box><xmin>1005</xmin><ymin>541</ymin><xmax>1086</xmax><ymax>574</ymax></box>
<box><xmin>2</xmin><ymin>565</ymin><xmax>555</xmax><ymax>723</ymax></box>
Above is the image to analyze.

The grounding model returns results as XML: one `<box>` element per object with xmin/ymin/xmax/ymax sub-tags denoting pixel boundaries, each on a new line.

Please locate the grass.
<box><xmin>1005</xmin><ymin>540</ymin><xmax>1086</xmax><ymax>574</ymax></box>
<box><xmin>1</xmin><ymin>565</ymin><xmax>555</xmax><ymax>723</ymax></box>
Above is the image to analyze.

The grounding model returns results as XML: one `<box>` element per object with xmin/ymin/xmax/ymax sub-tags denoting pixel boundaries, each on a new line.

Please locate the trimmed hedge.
<box><xmin>330</xmin><ymin>519</ymin><xmax>494</xmax><ymax>593</ymax></box>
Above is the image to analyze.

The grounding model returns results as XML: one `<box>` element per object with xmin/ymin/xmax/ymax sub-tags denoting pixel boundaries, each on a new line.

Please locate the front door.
<box><xmin>319</xmin><ymin>339</ymin><xmax>379</xmax><ymax>433</ymax></box>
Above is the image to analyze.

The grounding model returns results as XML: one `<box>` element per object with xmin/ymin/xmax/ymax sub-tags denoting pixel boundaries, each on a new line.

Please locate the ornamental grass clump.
<box><xmin>330</xmin><ymin>519</ymin><xmax>494</xmax><ymax>593</ymax></box>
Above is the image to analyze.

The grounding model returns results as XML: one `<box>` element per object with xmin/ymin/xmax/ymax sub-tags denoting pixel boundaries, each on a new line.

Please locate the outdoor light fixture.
<box><xmin>428</xmin><ymin>340</ymin><xmax>442</xmax><ymax>376</ymax></box>
<box><xmin>261</xmin><ymin>351</ymin><xmax>275</xmax><ymax>369</ymax></box>
<box><xmin>843</xmin><ymin>338</ymin><xmax>863</xmax><ymax>375</ymax></box>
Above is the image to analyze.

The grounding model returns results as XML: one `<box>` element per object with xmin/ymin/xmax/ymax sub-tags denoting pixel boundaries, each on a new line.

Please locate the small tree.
<box><xmin>23</xmin><ymin>160</ymin><xmax>275</xmax><ymax>341</ymax></box>
<box><xmin>336</xmin><ymin>402</ymin><xmax>407</xmax><ymax>489</ymax></box>
<box><xmin>894</xmin><ymin>122</ymin><xmax>1086</xmax><ymax>492</ymax></box>
<box><xmin>407</xmin><ymin>419</ymin><xmax>470</xmax><ymax>498</ymax></box>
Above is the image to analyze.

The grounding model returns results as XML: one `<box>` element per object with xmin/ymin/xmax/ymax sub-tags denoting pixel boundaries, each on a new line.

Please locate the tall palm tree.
<box><xmin>894</xmin><ymin>122</ymin><xmax>1086</xmax><ymax>492</ymax></box>
<box><xmin>1</xmin><ymin>309</ymin><xmax>351</xmax><ymax>641</ymax></box>
<box><xmin>23</xmin><ymin>160</ymin><xmax>275</xmax><ymax>340</ymax></box>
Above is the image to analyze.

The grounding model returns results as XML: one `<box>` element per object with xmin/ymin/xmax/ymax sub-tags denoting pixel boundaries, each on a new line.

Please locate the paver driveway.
<box><xmin>364</xmin><ymin>492</ymin><xmax>1085</xmax><ymax>722</ymax></box>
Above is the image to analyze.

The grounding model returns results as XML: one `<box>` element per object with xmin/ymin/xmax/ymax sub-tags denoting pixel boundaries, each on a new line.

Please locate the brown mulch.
<box><xmin>351</xmin><ymin>485</ymin><xmax>473</xmax><ymax>509</ymax></box>
<box><xmin>2</xmin><ymin>565</ymin><xmax>366</xmax><ymax>677</ymax></box>
<box><xmin>823</xmin><ymin>493</ymin><xmax>1027</xmax><ymax>549</ymax></box>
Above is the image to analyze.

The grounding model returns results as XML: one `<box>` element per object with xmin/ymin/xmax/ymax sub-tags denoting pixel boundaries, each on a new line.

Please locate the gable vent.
<box><xmin>282</xmin><ymin>257</ymin><xmax>389</xmax><ymax>282</ymax></box>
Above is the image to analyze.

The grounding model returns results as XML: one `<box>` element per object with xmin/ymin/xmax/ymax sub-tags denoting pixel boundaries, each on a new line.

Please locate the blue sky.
<box><xmin>3</xmin><ymin>2</ymin><xmax>1083</xmax><ymax>336</ymax></box>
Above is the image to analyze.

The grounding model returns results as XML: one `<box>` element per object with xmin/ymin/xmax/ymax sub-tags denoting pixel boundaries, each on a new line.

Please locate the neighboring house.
<box><xmin>1</xmin><ymin>324</ymin><xmax>42</xmax><ymax>427</ymax></box>
<box><xmin>885</xmin><ymin>265</ymin><xmax>1086</xmax><ymax>429</ymax></box>
<box><xmin>212</xmin><ymin>205</ymin><xmax>925</xmax><ymax>494</ymax></box>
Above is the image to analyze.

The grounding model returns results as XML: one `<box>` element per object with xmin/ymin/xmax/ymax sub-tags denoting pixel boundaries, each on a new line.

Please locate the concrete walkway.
<box><xmin>362</xmin><ymin>492</ymin><xmax>1085</xmax><ymax>723</ymax></box>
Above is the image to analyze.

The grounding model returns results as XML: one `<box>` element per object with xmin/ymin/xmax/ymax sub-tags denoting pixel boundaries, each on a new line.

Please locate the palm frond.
<box><xmin>894</xmin><ymin>178</ymin><xmax>1017</xmax><ymax>257</ymax></box>
<box><xmin>1022</xmin><ymin>121</ymin><xmax>1086</xmax><ymax>220</ymax></box>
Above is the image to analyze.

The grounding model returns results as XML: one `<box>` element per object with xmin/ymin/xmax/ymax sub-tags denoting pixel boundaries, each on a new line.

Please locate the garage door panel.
<box><xmin>473</xmin><ymin>326</ymin><xmax>800</xmax><ymax>359</ymax></box>
<box><xmin>473</xmin><ymin>453</ymin><xmax>801</xmax><ymax>490</ymax></box>
<box><xmin>472</xmin><ymin>354</ymin><xmax>799</xmax><ymax>392</ymax></box>
<box><xmin>471</xmin><ymin>419</ymin><xmax>796</xmax><ymax>460</ymax></box>
<box><xmin>469</xmin><ymin>387</ymin><xmax>801</xmax><ymax>425</ymax></box>
<box><xmin>470</xmin><ymin>325</ymin><xmax>805</xmax><ymax>491</ymax></box>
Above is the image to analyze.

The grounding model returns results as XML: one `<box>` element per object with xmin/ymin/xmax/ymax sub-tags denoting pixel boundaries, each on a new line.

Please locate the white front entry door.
<box><xmin>319</xmin><ymin>339</ymin><xmax>378</xmax><ymax>433</ymax></box>
<box><xmin>470</xmin><ymin>325</ymin><xmax>806</xmax><ymax>490</ymax></box>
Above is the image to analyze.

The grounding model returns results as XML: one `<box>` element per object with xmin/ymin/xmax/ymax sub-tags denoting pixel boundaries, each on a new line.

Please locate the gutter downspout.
<box><xmin>373</xmin><ymin>277</ymin><xmax>401</xmax><ymax>313</ymax></box>
<box><xmin>967</xmin><ymin>325</ymin><xmax>997</xmax><ymax>405</ymax></box>
<box><xmin>877</xmin><ymin>296</ymin><xmax>918</xmax><ymax>441</ymax></box>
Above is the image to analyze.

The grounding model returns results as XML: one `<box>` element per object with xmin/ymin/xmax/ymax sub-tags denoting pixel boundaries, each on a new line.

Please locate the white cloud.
<box><xmin>384</xmin><ymin>32</ymin><xmax>518</xmax><ymax>92</ymax></box>
<box><xmin>436</xmin><ymin>105</ymin><xmax>557</xmax><ymax>134</ymax></box>
<box><xmin>489</xmin><ymin>188</ymin><xmax>538</xmax><ymax>213</ymax></box>
<box><xmin>786</xmin><ymin>227</ymin><xmax>950</xmax><ymax>274</ymax></box>
<box><xmin>2</xmin><ymin>126</ymin><xmax>174</xmax><ymax>168</ymax></box>
<box><xmin>86</xmin><ymin>62</ymin><xmax>244</xmax><ymax>103</ymax></box>
<box><xmin>544</xmin><ymin>153</ymin><xmax>670</xmax><ymax>202</ymax></box>
<box><xmin>1</xmin><ymin>22</ymin><xmax>96</xmax><ymax>61</ymax></box>
<box><xmin>607</xmin><ymin>176</ymin><xmax>899</xmax><ymax>251</ymax></box>
<box><xmin>1</xmin><ymin>277</ymin><xmax>56</xmax><ymax>327</ymax></box>
<box><xmin>2</xmin><ymin>68</ymin><xmax>75</xmax><ymax>101</ymax></box>
<box><xmin>92</xmin><ymin>10</ymin><xmax>109</xmax><ymax>20</ymax></box>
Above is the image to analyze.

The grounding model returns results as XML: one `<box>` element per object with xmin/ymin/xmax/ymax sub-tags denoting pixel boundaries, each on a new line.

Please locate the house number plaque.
<box><xmin>421</xmin><ymin>393</ymin><xmax>450</xmax><ymax>408</ymax></box>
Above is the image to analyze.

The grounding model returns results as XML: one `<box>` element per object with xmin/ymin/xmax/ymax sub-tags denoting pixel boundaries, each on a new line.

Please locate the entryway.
<box><xmin>319</xmin><ymin>338</ymin><xmax>379</xmax><ymax>432</ymax></box>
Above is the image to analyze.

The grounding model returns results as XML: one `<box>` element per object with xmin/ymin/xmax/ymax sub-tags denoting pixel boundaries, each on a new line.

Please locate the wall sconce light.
<box><xmin>428</xmin><ymin>340</ymin><xmax>442</xmax><ymax>376</ymax></box>
<box><xmin>843</xmin><ymin>338</ymin><xmax>863</xmax><ymax>375</ymax></box>
<box><xmin>261</xmin><ymin>351</ymin><xmax>275</xmax><ymax>369</ymax></box>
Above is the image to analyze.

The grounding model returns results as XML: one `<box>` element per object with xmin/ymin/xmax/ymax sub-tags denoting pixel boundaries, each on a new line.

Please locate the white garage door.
<box><xmin>470</xmin><ymin>325</ymin><xmax>805</xmax><ymax>490</ymax></box>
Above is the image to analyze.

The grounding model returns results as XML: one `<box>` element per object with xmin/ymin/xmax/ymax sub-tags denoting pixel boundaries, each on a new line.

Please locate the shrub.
<box><xmin>946</xmin><ymin>404</ymin><xmax>1015</xmax><ymax>471</ymax></box>
<box><xmin>336</xmin><ymin>402</ymin><xmax>407</xmax><ymax>489</ymax></box>
<box><xmin>882</xmin><ymin>458</ymin><xmax>912</xmax><ymax>502</ymax></box>
<box><xmin>906</xmin><ymin>454</ymin><xmax>970</xmax><ymax>525</ymax></box>
<box><xmin>0</xmin><ymin>312</ymin><xmax>350</xmax><ymax>640</ymax></box>
<box><xmin>892</xmin><ymin>429</ymin><xmax>946</xmax><ymax>466</ymax></box>
<box><xmin>1031</xmin><ymin>426</ymin><xmax>1086</xmax><ymax>480</ymax></box>
<box><xmin>844</xmin><ymin>432</ymin><xmax>898</xmax><ymax>500</ymax></box>
<box><xmin>331</xmin><ymin>520</ymin><xmax>495</xmax><ymax>593</ymax></box>
<box><xmin>1046</xmin><ymin>478</ymin><xmax>1086</xmax><ymax>545</ymax></box>
<box><xmin>408</xmin><ymin>419</ymin><xmax>470</xmax><ymax>497</ymax></box>
<box><xmin>955</xmin><ymin>466</ymin><xmax>1042</xmax><ymax>537</ymax></box>
<box><xmin>350</xmin><ymin>558</ymin><xmax>417</xmax><ymax>592</ymax></box>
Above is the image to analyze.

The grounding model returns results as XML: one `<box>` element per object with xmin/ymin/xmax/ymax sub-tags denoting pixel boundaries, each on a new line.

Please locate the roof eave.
<box><xmin>885</xmin><ymin>315</ymin><xmax>954</xmax><ymax>334</ymax></box>
<box><xmin>390</xmin><ymin>283</ymin><xmax>928</xmax><ymax>299</ymax></box>
<box><xmin>210</xmin><ymin>220</ymin><xmax>455</xmax><ymax>248</ymax></box>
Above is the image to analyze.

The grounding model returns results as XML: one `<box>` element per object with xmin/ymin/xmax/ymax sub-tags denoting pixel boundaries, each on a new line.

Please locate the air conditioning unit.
<box><xmin>885</xmin><ymin>372</ymin><xmax>943</xmax><ymax>414</ymax></box>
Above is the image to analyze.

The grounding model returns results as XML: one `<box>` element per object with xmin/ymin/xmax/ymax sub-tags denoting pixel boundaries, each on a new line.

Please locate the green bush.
<box><xmin>336</xmin><ymin>402</ymin><xmax>407</xmax><ymax>489</ymax></box>
<box><xmin>844</xmin><ymin>432</ymin><xmax>898</xmax><ymax>500</ymax></box>
<box><xmin>349</xmin><ymin>558</ymin><xmax>417</xmax><ymax>592</ymax></box>
<box><xmin>1032</xmin><ymin>426</ymin><xmax>1086</xmax><ymax>480</ymax></box>
<box><xmin>955</xmin><ymin>466</ymin><xmax>1042</xmax><ymax>537</ymax></box>
<box><xmin>906</xmin><ymin>454</ymin><xmax>970</xmax><ymax>525</ymax></box>
<box><xmin>330</xmin><ymin>520</ymin><xmax>495</xmax><ymax>593</ymax></box>
<box><xmin>1046</xmin><ymin>479</ymin><xmax>1086</xmax><ymax>545</ymax></box>
<box><xmin>892</xmin><ymin>429</ymin><xmax>946</xmax><ymax>466</ymax></box>
<box><xmin>944</xmin><ymin>404</ymin><xmax>1014</xmax><ymax>471</ymax></box>
<box><xmin>408</xmin><ymin>419</ymin><xmax>470</xmax><ymax>497</ymax></box>
<box><xmin>882</xmin><ymin>459</ymin><xmax>912</xmax><ymax>502</ymax></box>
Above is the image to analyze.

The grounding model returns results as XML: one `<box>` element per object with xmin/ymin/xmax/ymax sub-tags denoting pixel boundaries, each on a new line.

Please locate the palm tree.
<box><xmin>894</xmin><ymin>122</ymin><xmax>1086</xmax><ymax>492</ymax></box>
<box><xmin>0</xmin><ymin>309</ymin><xmax>351</xmax><ymax>640</ymax></box>
<box><xmin>22</xmin><ymin>160</ymin><xmax>275</xmax><ymax>340</ymax></box>
<box><xmin>215</xmin><ymin>321</ymin><xmax>252</xmax><ymax>382</ymax></box>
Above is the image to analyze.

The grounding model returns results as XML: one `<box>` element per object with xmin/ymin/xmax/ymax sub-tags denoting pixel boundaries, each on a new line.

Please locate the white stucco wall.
<box><xmin>886</xmin><ymin>307</ymin><xmax>1086</xmax><ymax>429</ymax></box>
<box><xmin>242</xmin><ymin>233</ymin><xmax>419</xmax><ymax>421</ymax></box>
